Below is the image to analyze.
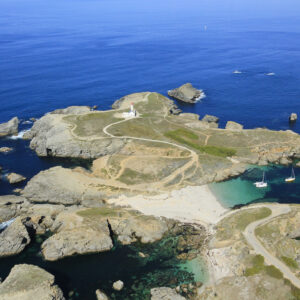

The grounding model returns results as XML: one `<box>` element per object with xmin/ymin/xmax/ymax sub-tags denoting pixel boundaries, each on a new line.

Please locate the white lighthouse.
<box><xmin>122</xmin><ymin>102</ymin><xmax>136</xmax><ymax>118</ymax></box>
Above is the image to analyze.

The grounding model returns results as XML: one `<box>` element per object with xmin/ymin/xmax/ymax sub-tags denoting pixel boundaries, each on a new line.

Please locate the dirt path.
<box><xmin>243</xmin><ymin>204</ymin><xmax>300</xmax><ymax>288</ymax></box>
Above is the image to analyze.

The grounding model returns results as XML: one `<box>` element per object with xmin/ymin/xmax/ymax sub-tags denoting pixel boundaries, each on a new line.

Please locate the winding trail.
<box><xmin>243</xmin><ymin>204</ymin><xmax>300</xmax><ymax>288</ymax></box>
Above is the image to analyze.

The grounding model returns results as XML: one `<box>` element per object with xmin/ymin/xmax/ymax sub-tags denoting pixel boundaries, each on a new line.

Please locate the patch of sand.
<box><xmin>108</xmin><ymin>185</ymin><xmax>227</xmax><ymax>226</ymax></box>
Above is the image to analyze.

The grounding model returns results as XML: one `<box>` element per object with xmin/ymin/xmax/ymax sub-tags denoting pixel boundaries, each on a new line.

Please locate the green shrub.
<box><xmin>265</xmin><ymin>265</ymin><xmax>283</xmax><ymax>279</ymax></box>
<box><xmin>281</xmin><ymin>256</ymin><xmax>298</xmax><ymax>269</ymax></box>
<box><xmin>164</xmin><ymin>129</ymin><xmax>236</xmax><ymax>157</ymax></box>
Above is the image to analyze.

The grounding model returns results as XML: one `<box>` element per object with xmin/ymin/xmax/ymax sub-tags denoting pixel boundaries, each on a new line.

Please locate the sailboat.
<box><xmin>254</xmin><ymin>172</ymin><xmax>268</xmax><ymax>188</ymax></box>
<box><xmin>285</xmin><ymin>167</ymin><xmax>296</xmax><ymax>183</ymax></box>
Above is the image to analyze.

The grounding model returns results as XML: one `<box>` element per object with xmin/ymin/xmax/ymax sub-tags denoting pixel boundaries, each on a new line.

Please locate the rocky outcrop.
<box><xmin>0</xmin><ymin>264</ymin><xmax>65</xmax><ymax>300</ymax></box>
<box><xmin>23</xmin><ymin>113</ymin><xmax>124</xmax><ymax>158</ymax></box>
<box><xmin>22</xmin><ymin>166</ymin><xmax>106</xmax><ymax>206</ymax></box>
<box><xmin>289</xmin><ymin>113</ymin><xmax>297</xmax><ymax>122</ymax></box>
<box><xmin>0</xmin><ymin>147</ymin><xmax>13</xmax><ymax>153</ymax></box>
<box><xmin>0</xmin><ymin>195</ymin><xmax>29</xmax><ymax>222</ymax></box>
<box><xmin>225</xmin><ymin>121</ymin><xmax>244</xmax><ymax>131</ymax></box>
<box><xmin>0</xmin><ymin>217</ymin><xmax>30</xmax><ymax>257</ymax></box>
<box><xmin>7</xmin><ymin>172</ymin><xmax>26</xmax><ymax>184</ymax></box>
<box><xmin>168</xmin><ymin>83</ymin><xmax>205</xmax><ymax>103</ymax></box>
<box><xmin>112</xmin><ymin>280</ymin><xmax>124</xmax><ymax>291</ymax></box>
<box><xmin>202</xmin><ymin>114</ymin><xmax>219</xmax><ymax>123</ymax></box>
<box><xmin>0</xmin><ymin>117</ymin><xmax>19</xmax><ymax>137</ymax></box>
<box><xmin>49</xmin><ymin>106</ymin><xmax>92</xmax><ymax>115</ymax></box>
<box><xmin>179</xmin><ymin>113</ymin><xmax>199</xmax><ymax>120</ymax></box>
<box><xmin>150</xmin><ymin>287</ymin><xmax>186</xmax><ymax>300</ymax></box>
<box><xmin>41</xmin><ymin>212</ymin><xmax>113</xmax><ymax>261</ymax></box>
<box><xmin>109</xmin><ymin>214</ymin><xmax>169</xmax><ymax>245</ymax></box>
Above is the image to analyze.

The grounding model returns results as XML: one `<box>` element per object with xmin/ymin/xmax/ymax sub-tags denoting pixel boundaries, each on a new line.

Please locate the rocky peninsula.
<box><xmin>1</xmin><ymin>91</ymin><xmax>300</xmax><ymax>299</ymax></box>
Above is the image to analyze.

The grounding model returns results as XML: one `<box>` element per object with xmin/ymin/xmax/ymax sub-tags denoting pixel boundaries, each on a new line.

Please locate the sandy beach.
<box><xmin>108</xmin><ymin>185</ymin><xmax>228</xmax><ymax>226</ymax></box>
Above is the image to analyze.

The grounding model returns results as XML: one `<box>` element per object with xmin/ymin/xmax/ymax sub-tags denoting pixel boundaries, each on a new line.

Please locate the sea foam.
<box><xmin>9</xmin><ymin>129</ymin><xmax>30</xmax><ymax>140</ymax></box>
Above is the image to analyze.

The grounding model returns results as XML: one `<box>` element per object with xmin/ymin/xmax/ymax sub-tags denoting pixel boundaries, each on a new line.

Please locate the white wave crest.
<box><xmin>9</xmin><ymin>129</ymin><xmax>30</xmax><ymax>140</ymax></box>
<box><xmin>233</xmin><ymin>70</ymin><xmax>242</xmax><ymax>74</ymax></box>
<box><xmin>266</xmin><ymin>72</ymin><xmax>275</xmax><ymax>76</ymax></box>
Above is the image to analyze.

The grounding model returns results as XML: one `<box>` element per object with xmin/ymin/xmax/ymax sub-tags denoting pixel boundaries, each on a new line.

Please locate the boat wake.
<box><xmin>233</xmin><ymin>70</ymin><xmax>242</xmax><ymax>74</ymax></box>
<box><xmin>265</xmin><ymin>72</ymin><xmax>275</xmax><ymax>76</ymax></box>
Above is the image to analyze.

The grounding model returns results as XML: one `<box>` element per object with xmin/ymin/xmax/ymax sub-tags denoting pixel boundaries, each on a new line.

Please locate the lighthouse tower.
<box><xmin>130</xmin><ymin>102</ymin><xmax>134</xmax><ymax>114</ymax></box>
<box><xmin>122</xmin><ymin>102</ymin><xmax>136</xmax><ymax>118</ymax></box>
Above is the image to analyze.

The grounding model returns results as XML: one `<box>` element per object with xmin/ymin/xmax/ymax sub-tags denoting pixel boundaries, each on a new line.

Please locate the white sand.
<box><xmin>108</xmin><ymin>185</ymin><xmax>228</xmax><ymax>226</ymax></box>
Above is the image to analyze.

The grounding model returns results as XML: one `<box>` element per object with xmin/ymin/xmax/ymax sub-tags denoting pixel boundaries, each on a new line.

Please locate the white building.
<box><xmin>122</xmin><ymin>103</ymin><xmax>136</xmax><ymax>118</ymax></box>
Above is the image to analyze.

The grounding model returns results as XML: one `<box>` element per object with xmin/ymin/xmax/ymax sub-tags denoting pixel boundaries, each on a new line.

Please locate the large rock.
<box><xmin>225</xmin><ymin>121</ymin><xmax>244</xmax><ymax>131</ymax></box>
<box><xmin>0</xmin><ymin>195</ymin><xmax>29</xmax><ymax>222</ymax></box>
<box><xmin>0</xmin><ymin>147</ymin><xmax>13</xmax><ymax>153</ymax></box>
<box><xmin>0</xmin><ymin>217</ymin><xmax>30</xmax><ymax>257</ymax></box>
<box><xmin>150</xmin><ymin>287</ymin><xmax>186</xmax><ymax>300</ymax></box>
<box><xmin>23</xmin><ymin>113</ymin><xmax>124</xmax><ymax>159</ymax></box>
<box><xmin>289</xmin><ymin>113</ymin><xmax>297</xmax><ymax>122</ymax></box>
<box><xmin>112</xmin><ymin>280</ymin><xmax>124</xmax><ymax>291</ymax></box>
<box><xmin>41</xmin><ymin>212</ymin><xmax>113</xmax><ymax>261</ymax></box>
<box><xmin>96</xmin><ymin>289</ymin><xmax>109</xmax><ymax>300</ymax></box>
<box><xmin>49</xmin><ymin>106</ymin><xmax>92</xmax><ymax>115</ymax></box>
<box><xmin>0</xmin><ymin>117</ymin><xmax>19</xmax><ymax>137</ymax></box>
<box><xmin>168</xmin><ymin>83</ymin><xmax>205</xmax><ymax>103</ymax></box>
<box><xmin>22</xmin><ymin>166</ymin><xmax>106</xmax><ymax>206</ymax></box>
<box><xmin>7</xmin><ymin>172</ymin><xmax>26</xmax><ymax>184</ymax></box>
<box><xmin>0</xmin><ymin>264</ymin><xmax>65</xmax><ymax>300</ymax></box>
<box><xmin>202</xmin><ymin>114</ymin><xmax>219</xmax><ymax>123</ymax></box>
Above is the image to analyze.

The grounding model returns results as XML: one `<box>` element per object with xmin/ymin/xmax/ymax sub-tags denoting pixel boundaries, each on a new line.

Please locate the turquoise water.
<box><xmin>180</xmin><ymin>256</ymin><xmax>208</xmax><ymax>283</ymax></box>
<box><xmin>210</xmin><ymin>165</ymin><xmax>300</xmax><ymax>208</ymax></box>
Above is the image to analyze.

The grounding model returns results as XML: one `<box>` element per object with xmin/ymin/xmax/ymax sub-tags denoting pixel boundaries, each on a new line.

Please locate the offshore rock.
<box><xmin>225</xmin><ymin>121</ymin><xmax>244</xmax><ymax>131</ymax></box>
<box><xmin>112</xmin><ymin>280</ymin><xmax>124</xmax><ymax>291</ymax></box>
<box><xmin>0</xmin><ymin>117</ymin><xmax>19</xmax><ymax>137</ymax></box>
<box><xmin>0</xmin><ymin>217</ymin><xmax>30</xmax><ymax>257</ymax></box>
<box><xmin>289</xmin><ymin>113</ymin><xmax>297</xmax><ymax>122</ymax></box>
<box><xmin>0</xmin><ymin>264</ymin><xmax>65</xmax><ymax>300</ymax></box>
<box><xmin>168</xmin><ymin>83</ymin><xmax>205</xmax><ymax>103</ymax></box>
<box><xmin>96</xmin><ymin>289</ymin><xmax>109</xmax><ymax>300</ymax></box>
<box><xmin>0</xmin><ymin>147</ymin><xmax>13</xmax><ymax>153</ymax></box>
<box><xmin>150</xmin><ymin>287</ymin><xmax>186</xmax><ymax>300</ymax></box>
<box><xmin>7</xmin><ymin>172</ymin><xmax>26</xmax><ymax>184</ymax></box>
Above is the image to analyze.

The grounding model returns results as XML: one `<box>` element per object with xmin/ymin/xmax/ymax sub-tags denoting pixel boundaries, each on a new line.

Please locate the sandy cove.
<box><xmin>108</xmin><ymin>185</ymin><xmax>228</xmax><ymax>227</ymax></box>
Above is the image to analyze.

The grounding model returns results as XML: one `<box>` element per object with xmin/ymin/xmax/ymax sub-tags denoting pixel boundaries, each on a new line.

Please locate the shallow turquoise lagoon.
<box><xmin>210</xmin><ymin>165</ymin><xmax>300</xmax><ymax>208</ymax></box>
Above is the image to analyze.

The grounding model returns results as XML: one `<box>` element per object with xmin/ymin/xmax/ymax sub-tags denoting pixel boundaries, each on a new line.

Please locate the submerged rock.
<box><xmin>0</xmin><ymin>217</ymin><xmax>30</xmax><ymax>257</ymax></box>
<box><xmin>168</xmin><ymin>83</ymin><xmax>205</xmax><ymax>103</ymax></box>
<box><xmin>0</xmin><ymin>264</ymin><xmax>64</xmax><ymax>300</ymax></box>
<box><xmin>112</xmin><ymin>280</ymin><xmax>124</xmax><ymax>291</ymax></box>
<box><xmin>225</xmin><ymin>121</ymin><xmax>244</xmax><ymax>131</ymax></box>
<box><xmin>150</xmin><ymin>287</ymin><xmax>186</xmax><ymax>300</ymax></box>
<box><xmin>7</xmin><ymin>172</ymin><xmax>26</xmax><ymax>184</ymax></box>
<box><xmin>0</xmin><ymin>117</ymin><xmax>19</xmax><ymax>137</ymax></box>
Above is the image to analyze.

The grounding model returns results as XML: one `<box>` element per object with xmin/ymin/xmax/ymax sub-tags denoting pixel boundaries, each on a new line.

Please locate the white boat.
<box><xmin>285</xmin><ymin>167</ymin><xmax>296</xmax><ymax>183</ymax></box>
<box><xmin>254</xmin><ymin>172</ymin><xmax>268</xmax><ymax>188</ymax></box>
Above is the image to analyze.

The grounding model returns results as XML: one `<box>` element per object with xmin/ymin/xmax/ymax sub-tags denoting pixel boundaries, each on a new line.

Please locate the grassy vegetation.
<box><xmin>77</xmin><ymin>207</ymin><xmax>117</xmax><ymax>218</ymax></box>
<box><xmin>245</xmin><ymin>255</ymin><xmax>265</xmax><ymax>276</ymax></box>
<box><xmin>245</xmin><ymin>255</ymin><xmax>283</xmax><ymax>279</ymax></box>
<box><xmin>265</xmin><ymin>265</ymin><xmax>283</xmax><ymax>279</ymax></box>
<box><xmin>164</xmin><ymin>129</ymin><xmax>236</xmax><ymax>157</ymax></box>
<box><xmin>216</xmin><ymin>207</ymin><xmax>272</xmax><ymax>241</ymax></box>
<box><xmin>118</xmin><ymin>168</ymin><xmax>155</xmax><ymax>185</ymax></box>
<box><xmin>281</xmin><ymin>256</ymin><xmax>298</xmax><ymax>269</ymax></box>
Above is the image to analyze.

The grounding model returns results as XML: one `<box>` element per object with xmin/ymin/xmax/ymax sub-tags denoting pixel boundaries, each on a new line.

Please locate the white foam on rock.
<box><xmin>9</xmin><ymin>129</ymin><xmax>30</xmax><ymax>140</ymax></box>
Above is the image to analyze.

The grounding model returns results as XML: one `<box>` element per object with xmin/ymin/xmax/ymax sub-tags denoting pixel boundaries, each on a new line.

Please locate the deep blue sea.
<box><xmin>0</xmin><ymin>0</ymin><xmax>300</xmax><ymax>198</ymax></box>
